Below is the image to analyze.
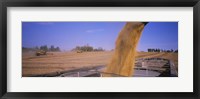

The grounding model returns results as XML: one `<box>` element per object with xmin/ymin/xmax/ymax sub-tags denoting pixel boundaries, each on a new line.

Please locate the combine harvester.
<box><xmin>35</xmin><ymin>50</ymin><xmax>47</xmax><ymax>56</ymax></box>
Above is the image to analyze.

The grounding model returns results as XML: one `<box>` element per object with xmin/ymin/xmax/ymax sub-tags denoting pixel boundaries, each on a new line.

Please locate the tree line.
<box><xmin>147</xmin><ymin>48</ymin><xmax>178</xmax><ymax>53</ymax></box>
<box><xmin>22</xmin><ymin>45</ymin><xmax>61</xmax><ymax>52</ymax></box>
<box><xmin>37</xmin><ymin>45</ymin><xmax>60</xmax><ymax>52</ymax></box>
<box><xmin>72</xmin><ymin>44</ymin><xmax>104</xmax><ymax>52</ymax></box>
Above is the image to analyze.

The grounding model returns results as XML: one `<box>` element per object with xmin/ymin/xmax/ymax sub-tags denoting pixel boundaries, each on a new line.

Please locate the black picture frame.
<box><xmin>0</xmin><ymin>0</ymin><xmax>199</xmax><ymax>99</ymax></box>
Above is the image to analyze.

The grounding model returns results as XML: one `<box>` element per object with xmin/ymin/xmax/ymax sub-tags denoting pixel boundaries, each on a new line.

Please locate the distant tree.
<box><xmin>158</xmin><ymin>49</ymin><xmax>160</xmax><ymax>52</ymax></box>
<box><xmin>147</xmin><ymin>48</ymin><xmax>177</xmax><ymax>53</ymax></box>
<box><xmin>174</xmin><ymin>49</ymin><xmax>178</xmax><ymax>53</ymax></box>
<box><xmin>86</xmin><ymin>45</ymin><xmax>93</xmax><ymax>51</ymax></box>
<box><xmin>35</xmin><ymin>46</ymin><xmax>39</xmax><ymax>50</ymax></box>
<box><xmin>75</xmin><ymin>46</ymin><xmax>81</xmax><ymax>50</ymax></box>
<box><xmin>97</xmin><ymin>47</ymin><xmax>104</xmax><ymax>51</ymax></box>
<box><xmin>50</xmin><ymin>45</ymin><xmax>55</xmax><ymax>51</ymax></box>
<box><xmin>72</xmin><ymin>45</ymin><xmax>104</xmax><ymax>52</ymax></box>
<box><xmin>55</xmin><ymin>47</ymin><xmax>60</xmax><ymax>51</ymax></box>
<box><xmin>171</xmin><ymin>49</ymin><xmax>174</xmax><ymax>52</ymax></box>
<box><xmin>40</xmin><ymin>46</ymin><xmax>44</xmax><ymax>50</ymax></box>
<box><xmin>147</xmin><ymin>49</ymin><xmax>150</xmax><ymax>52</ymax></box>
<box><xmin>149</xmin><ymin>48</ymin><xmax>151</xmax><ymax>52</ymax></box>
<box><xmin>40</xmin><ymin>45</ymin><xmax>48</xmax><ymax>51</ymax></box>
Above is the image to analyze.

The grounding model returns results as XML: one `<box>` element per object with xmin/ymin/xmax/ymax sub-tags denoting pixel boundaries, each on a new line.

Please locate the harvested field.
<box><xmin>22</xmin><ymin>51</ymin><xmax>178</xmax><ymax>77</ymax></box>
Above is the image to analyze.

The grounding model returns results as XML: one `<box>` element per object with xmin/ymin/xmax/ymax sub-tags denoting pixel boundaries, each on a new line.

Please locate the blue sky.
<box><xmin>22</xmin><ymin>22</ymin><xmax>178</xmax><ymax>51</ymax></box>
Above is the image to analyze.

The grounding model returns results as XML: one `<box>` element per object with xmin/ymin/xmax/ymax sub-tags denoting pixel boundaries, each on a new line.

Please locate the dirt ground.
<box><xmin>22</xmin><ymin>51</ymin><xmax>178</xmax><ymax>76</ymax></box>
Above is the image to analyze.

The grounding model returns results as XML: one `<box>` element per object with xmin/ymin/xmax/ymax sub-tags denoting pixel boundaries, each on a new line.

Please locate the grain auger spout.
<box><xmin>104</xmin><ymin>22</ymin><xmax>148</xmax><ymax>77</ymax></box>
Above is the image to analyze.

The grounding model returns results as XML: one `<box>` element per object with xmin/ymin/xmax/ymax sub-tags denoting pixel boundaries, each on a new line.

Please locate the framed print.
<box><xmin>0</xmin><ymin>0</ymin><xmax>200</xmax><ymax>99</ymax></box>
